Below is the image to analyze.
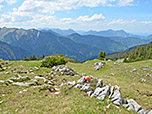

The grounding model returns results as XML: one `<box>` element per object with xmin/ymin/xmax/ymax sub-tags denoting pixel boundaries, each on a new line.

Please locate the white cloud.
<box><xmin>15</xmin><ymin>0</ymin><xmax>136</xmax><ymax>15</ymax></box>
<box><xmin>140</xmin><ymin>21</ymin><xmax>152</xmax><ymax>24</ymax></box>
<box><xmin>77</xmin><ymin>13</ymin><xmax>105</xmax><ymax>21</ymax></box>
<box><xmin>0</xmin><ymin>0</ymin><xmax>4</xmax><ymax>3</ymax></box>
<box><xmin>108</xmin><ymin>19</ymin><xmax>136</xmax><ymax>25</ymax></box>
<box><xmin>61</xmin><ymin>13</ymin><xmax>105</xmax><ymax>24</ymax></box>
<box><xmin>117</xmin><ymin>0</ymin><xmax>134</xmax><ymax>6</ymax></box>
<box><xmin>0</xmin><ymin>5</ymin><xmax>3</xmax><ymax>12</ymax></box>
<box><xmin>6</xmin><ymin>0</ymin><xmax>17</xmax><ymax>4</ymax></box>
<box><xmin>0</xmin><ymin>0</ymin><xmax>17</xmax><ymax>4</ymax></box>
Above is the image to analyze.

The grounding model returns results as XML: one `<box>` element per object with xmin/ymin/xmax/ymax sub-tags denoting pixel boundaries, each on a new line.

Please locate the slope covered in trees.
<box><xmin>68</xmin><ymin>33</ymin><xmax>127</xmax><ymax>53</ymax></box>
<box><xmin>109</xmin><ymin>42</ymin><xmax>152</xmax><ymax>62</ymax></box>
<box><xmin>0</xmin><ymin>41</ymin><xmax>31</xmax><ymax>60</ymax></box>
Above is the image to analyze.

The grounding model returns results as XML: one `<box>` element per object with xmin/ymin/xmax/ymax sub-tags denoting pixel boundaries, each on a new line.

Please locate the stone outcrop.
<box><xmin>94</xmin><ymin>62</ymin><xmax>106</xmax><ymax>71</ymax></box>
<box><xmin>52</xmin><ymin>65</ymin><xmax>78</xmax><ymax>76</ymax></box>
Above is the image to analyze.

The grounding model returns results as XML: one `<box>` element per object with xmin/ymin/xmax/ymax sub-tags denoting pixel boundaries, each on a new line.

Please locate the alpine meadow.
<box><xmin>0</xmin><ymin>0</ymin><xmax>152</xmax><ymax>114</ymax></box>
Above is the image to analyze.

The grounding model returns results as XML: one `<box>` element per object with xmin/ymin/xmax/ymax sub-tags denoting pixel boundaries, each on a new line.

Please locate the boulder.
<box><xmin>90</xmin><ymin>76</ymin><xmax>98</xmax><ymax>80</ymax></box>
<box><xmin>0</xmin><ymin>80</ymin><xmax>5</xmax><ymax>84</ymax></box>
<box><xmin>96</xmin><ymin>86</ymin><xmax>110</xmax><ymax>100</ymax></box>
<box><xmin>34</xmin><ymin>76</ymin><xmax>47</xmax><ymax>85</ymax></box>
<box><xmin>87</xmin><ymin>91</ymin><xmax>94</xmax><ymax>96</ymax></box>
<box><xmin>74</xmin><ymin>84</ymin><xmax>83</xmax><ymax>89</ymax></box>
<box><xmin>60</xmin><ymin>83</ymin><xmax>67</xmax><ymax>87</ymax></box>
<box><xmin>77</xmin><ymin>77</ymin><xmax>86</xmax><ymax>83</ymax></box>
<box><xmin>138</xmin><ymin>109</ymin><xmax>149</xmax><ymax>114</ymax></box>
<box><xmin>109</xmin><ymin>86</ymin><xmax>115</xmax><ymax>98</ymax></box>
<box><xmin>94</xmin><ymin>62</ymin><xmax>106</xmax><ymax>71</ymax></box>
<box><xmin>52</xmin><ymin>65</ymin><xmax>77</xmax><ymax>76</ymax></box>
<box><xmin>127</xmin><ymin>99</ymin><xmax>142</xmax><ymax>112</ymax></box>
<box><xmin>111</xmin><ymin>85</ymin><xmax>126</xmax><ymax>106</ymax></box>
<box><xmin>6</xmin><ymin>79</ymin><xmax>13</xmax><ymax>84</ymax></box>
<box><xmin>48</xmin><ymin>80</ymin><xmax>54</xmax><ymax>85</ymax></box>
<box><xmin>67</xmin><ymin>81</ymin><xmax>76</xmax><ymax>86</ymax></box>
<box><xmin>96</xmin><ymin>79</ymin><xmax>103</xmax><ymax>87</ymax></box>
<box><xmin>80</xmin><ymin>84</ymin><xmax>93</xmax><ymax>92</ymax></box>
<box><xmin>133</xmin><ymin>69</ymin><xmax>137</xmax><ymax>72</ymax></box>
<box><xmin>12</xmin><ymin>82</ymin><xmax>32</xmax><ymax>87</ymax></box>
<box><xmin>9</xmin><ymin>76</ymin><xmax>30</xmax><ymax>82</ymax></box>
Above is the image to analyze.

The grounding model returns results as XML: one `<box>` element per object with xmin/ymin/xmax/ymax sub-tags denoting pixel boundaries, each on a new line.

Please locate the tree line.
<box><xmin>23</xmin><ymin>54</ymin><xmax>45</xmax><ymax>61</ymax></box>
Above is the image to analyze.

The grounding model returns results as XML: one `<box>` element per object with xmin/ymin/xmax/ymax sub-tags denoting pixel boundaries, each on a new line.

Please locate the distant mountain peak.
<box><xmin>82</xmin><ymin>29</ymin><xmax>135</xmax><ymax>38</ymax></box>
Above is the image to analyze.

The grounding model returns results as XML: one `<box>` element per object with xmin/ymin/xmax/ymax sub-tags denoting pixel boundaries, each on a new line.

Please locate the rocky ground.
<box><xmin>0</xmin><ymin>60</ymin><xmax>152</xmax><ymax>113</ymax></box>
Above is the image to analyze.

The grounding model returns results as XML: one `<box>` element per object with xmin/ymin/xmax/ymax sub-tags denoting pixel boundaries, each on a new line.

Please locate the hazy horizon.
<box><xmin>0</xmin><ymin>0</ymin><xmax>152</xmax><ymax>34</ymax></box>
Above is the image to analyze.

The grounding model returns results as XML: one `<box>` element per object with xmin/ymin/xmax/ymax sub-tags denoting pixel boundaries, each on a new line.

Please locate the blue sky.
<box><xmin>0</xmin><ymin>0</ymin><xmax>152</xmax><ymax>34</ymax></box>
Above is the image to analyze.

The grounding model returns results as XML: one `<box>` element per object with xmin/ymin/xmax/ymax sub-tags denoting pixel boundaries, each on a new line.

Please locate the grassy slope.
<box><xmin>0</xmin><ymin>60</ymin><xmax>152</xmax><ymax>114</ymax></box>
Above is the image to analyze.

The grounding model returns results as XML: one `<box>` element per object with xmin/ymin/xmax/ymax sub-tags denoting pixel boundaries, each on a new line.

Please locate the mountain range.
<box><xmin>0</xmin><ymin>27</ymin><xmax>152</xmax><ymax>61</ymax></box>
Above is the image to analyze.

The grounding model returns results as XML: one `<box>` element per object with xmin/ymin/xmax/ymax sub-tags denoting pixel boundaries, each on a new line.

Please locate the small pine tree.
<box><xmin>29</xmin><ymin>56</ymin><xmax>33</xmax><ymax>60</ymax></box>
<box><xmin>23</xmin><ymin>56</ymin><xmax>28</xmax><ymax>61</ymax></box>
<box><xmin>123</xmin><ymin>57</ymin><xmax>127</xmax><ymax>63</ymax></box>
<box><xmin>42</xmin><ymin>54</ymin><xmax>45</xmax><ymax>59</ymax></box>
<box><xmin>98</xmin><ymin>50</ymin><xmax>106</xmax><ymax>60</ymax></box>
<box><xmin>32</xmin><ymin>55</ymin><xmax>37</xmax><ymax>60</ymax></box>
<box><xmin>37</xmin><ymin>55</ymin><xmax>39</xmax><ymax>60</ymax></box>
<box><xmin>0</xmin><ymin>64</ymin><xmax>3</xmax><ymax>69</ymax></box>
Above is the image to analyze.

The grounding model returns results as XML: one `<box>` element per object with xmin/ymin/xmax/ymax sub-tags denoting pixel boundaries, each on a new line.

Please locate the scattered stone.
<box><xmin>77</xmin><ymin>77</ymin><xmax>86</xmax><ymax>83</ymax></box>
<box><xmin>138</xmin><ymin>109</ymin><xmax>149</xmax><ymax>114</ymax></box>
<box><xmin>12</xmin><ymin>82</ymin><xmax>34</xmax><ymax>87</ymax></box>
<box><xmin>74</xmin><ymin>84</ymin><xmax>83</xmax><ymax>89</ymax></box>
<box><xmin>23</xmin><ymin>89</ymin><xmax>27</xmax><ymax>92</ymax></box>
<box><xmin>106</xmin><ymin>104</ymin><xmax>111</xmax><ymax>109</ymax></box>
<box><xmin>81</xmin><ymin>73</ymin><xmax>87</xmax><ymax>76</ymax></box>
<box><xmin>148</xmin><ymin>110</ymin><xmax>152</xmax><ymax>114</ymax></box>
<box><xmin>48</xmin><ymin>80</ymin><xmax>54</xmax><ymax>85</ymax></box>
<box><xmin>0</xmin><ymin>80</ymin><xmax>5</xmax><ymax>84</ymax></box>
<box><xmin>80</xmin><ymin>84</ymin><xmax>93</xmax><ymax>92</ymax></box>
<box><xmin>12</xmin><ymin>82</ymin><xmax>28</xmax><ymax>86</ymax></box>
<box><xmin>133</xmin><ymin>69</ymin><xmax>137</xmax><ymax>72</ymax></box>
<box><xmin>97</xmin><ymin>86</ymin><xmax>110</xmax><ymax>100</ymax></box>
<box><xmin>3</xmin><ymin>67</ymin><xmax>7</xmax><ymax>70</ymax></box>
<box><xmin>2</xmin><ymin>61</ymin><xmax>8</xmax><ymax>65</ymax></box>
<box><xmin>111</xmin><ymin>85</ymin><xmax>126</xmax><ymax>106</ymax></box>
<box><xmin>19</xmin><ymin>91</ymin><xmax>23</xmax><ymax>94</ymax></box>
<box><xmin>110</xmin><ymin>73</ymin><xmax>114</xmax><ymax>76</ymax></box>
<box><xmin>146</xmin><ymin>73</ymin><xmax>150</xmax><ymax>77</ymax></box>
<box><xmin>87</xmin><ymin>91</ymin><xmax>94</xmax><ymax>96</ymax></box>
<box><xmin>67</xmin><ymin>81</ymin><xmax>76</xmax><ymax>86</ymax></box>
<box><xmin>127</xmin><ymin>99</ymin><xmax>142</xmax><ymax>112</ymax></box>
<box><xmin>0</xmin><ymin>100</ymin><xmax>3</xmax><ymax>104</ymax></box>
<box><xmin>104</xmin><ymin>76</ymin><xmax>109</xmax><ymax>78</ymax></box>
<box><xmin>52</xmin><ymin>65</ymin><xmax>77</xmax><ymax>76</ymax></box>
<box><xmin>34</xmin><ymin>67</ymin><xmax>39</xmax><ymax>70</ymax></box>
<box><xmin>109</xmin><ymin>86</ymin><xmax>115</xmax><ymax>98</ymax></box>
<box><xmin>9</xmin><ymin>76</ymin><xmax>30</xmax><ymax>82</ymax></box>
<box><xmin>5</xmin><ymin>72</ymin><xmax>9</xmax><ymax>74</ymax></box>
<box><xmin>94</xmin><ymin>62</ymin><xmax>106</xmax><ymax>71</ymax></box>
<box><xmin>141</xmin><ymin>78</ymin><xmax>146</xmax><ymax>82</ymax></box>
<box><xmin>90</xmin><ymin>75</ymin><xmax>98</xmax><ymax>80</ymax></box>
<box><xmin>60</xmin><ymin>83</ymin><xmax>67</xmax><ymax>87</ymax></box>
<box><xmin>54</xmin><ymin>91</ymin><xmax>60</xmax><ymax>95</ymax></box>
<box><xmin>34</xmin><ymin>76</ymin><xmax>47</xmax><ymax>85</ymax></box>
<box><xmin>6</xmin><ymin>79</ymin><xmax>13</xmax><ymax>84</ymax></box>
<box><xmin>96</xmin><ymin>79</ymin><xmax>103</xmax><ymax>87</ymax></box>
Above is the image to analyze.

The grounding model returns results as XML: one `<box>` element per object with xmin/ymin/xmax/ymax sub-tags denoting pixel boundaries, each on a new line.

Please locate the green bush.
<box><xmin>40</xmin><ymin>57</ymin><xmax>67</xmax><ymax>67</ymax></box>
